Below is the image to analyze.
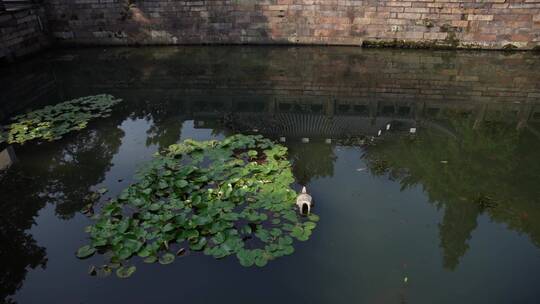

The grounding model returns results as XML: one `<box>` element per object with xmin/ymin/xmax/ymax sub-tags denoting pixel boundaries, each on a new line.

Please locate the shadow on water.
<box><xmin>0</xmin><ymin>113</ymin><xmax>125</xmax><ymax>302</ymax></box>
<box><xmin>1</xmin><ymin>46</ymin><xmax>540</xmax><ymax>303</ymax></box>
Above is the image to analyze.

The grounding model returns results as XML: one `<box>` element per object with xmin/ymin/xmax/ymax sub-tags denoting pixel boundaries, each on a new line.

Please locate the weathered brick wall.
<box><xmin>44</xmin><ymin>0</ymin><xmax>540</xmax><ymax>50</ymax></box>
<box><xmin>0</xmin><ymin>7</ymin><xmax>51</xmax><ymax>62</ymax></box>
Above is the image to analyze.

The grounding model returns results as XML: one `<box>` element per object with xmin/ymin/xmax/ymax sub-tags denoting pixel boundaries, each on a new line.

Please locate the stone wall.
<box><xmin>44</xmin><ymin>0</ymin><xmax>540</xmax><ymax>50</ymax></box>
<box><xmin>0</xmin><ymin>7</ymin><xmax>51</xmax><ymax>62</ymax></box>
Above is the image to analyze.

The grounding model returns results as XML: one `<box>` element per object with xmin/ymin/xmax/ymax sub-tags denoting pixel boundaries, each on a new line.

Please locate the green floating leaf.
<box><xmin>76</xmin><ymin>245</ymin><xmax>96</xmax><ymax>259</ymax></box>
<box><xmin>78</xmin><ymin>135</ymin><xmax>320</xmax><ymax>276</ymax></box>
<box><xmin>190</xmin><ymin>237</ymin><xmax>207</xmax><ymax>251</ymax></box>
<box><xmin>175</xmin><ymin>180</ymin><xmax>188</xmax><ymax>188</ymax></box>
<box><xmin>0</xmin><ymin>94</ymin><xmax>121</xmax><ymax>145</ymax></box>
<box><xmin>308</xmin><ymin>214</ymin><xmax>320</xmax><ymax>222</ymax></box>
<box><xmin>304</xmin><ymin>222</ymin><xmax>317</xmax><ymax>230</ymax></box>
<box><xmin>116</xmin><ymin>265</ymin><xmax>136</xmax><ymax>278</ymax></box>
<box><xmin>254</xmin><ymin>251</ymin><xmax>269</xmax><ymax>267</ymax></box>
<box><xmin>237</xmin><ymin>249</ymin><xmax>255</xmax><ymax>267</ymax></box>
<box><xmin>159</xmin><ymin>253</ymin><xmax>175</xmax><ymax>265</ymax></box>
<box><xmin>143</xmin><ymin>256</ymin><xmax>157</xmax><ymax>264</ymax></box>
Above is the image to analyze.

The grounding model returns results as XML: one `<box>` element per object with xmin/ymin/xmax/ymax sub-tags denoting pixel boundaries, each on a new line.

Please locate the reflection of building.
<box><xmin>185</xmin><ymin>96</ymin><xmax>540</xmax><ymax>139</ymax></box>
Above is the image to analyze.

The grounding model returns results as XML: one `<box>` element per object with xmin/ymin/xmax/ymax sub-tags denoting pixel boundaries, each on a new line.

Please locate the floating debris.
<box><xmin>0</xmin><ymin>146</ymin><xmax>17</xmax><ymax>171</ymax></box>
<box><xmin>176</xmin><ymin>248</ymin><xmax>187</xmax><ymax>257</ymax></box>
<box><xmin>88</xmin><ymin>265</ymin><xmax>97</xmax><ymax>276</ymax></box>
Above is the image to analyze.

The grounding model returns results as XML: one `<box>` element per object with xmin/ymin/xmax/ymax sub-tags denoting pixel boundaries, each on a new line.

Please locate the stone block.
<box><xmin>424</xmin><ymin>32</ymin><xmax>448</xmax><ymax>39</ymax></box>
<box><xmin>468</xmin><ymin>15</ymin><xmax>494</xmax><ymax>21</ymax></box>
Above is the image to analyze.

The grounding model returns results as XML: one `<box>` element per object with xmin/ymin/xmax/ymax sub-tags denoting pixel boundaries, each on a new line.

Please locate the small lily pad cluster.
<box><xmin>78</xmin><ymin>135</ymin><xmax>319</xmax><ymax>278</ymax></box>
<box><xmin>0</xmin><ymin>94</ymin><xmax>122</xmax><ymax>145</ymax></box>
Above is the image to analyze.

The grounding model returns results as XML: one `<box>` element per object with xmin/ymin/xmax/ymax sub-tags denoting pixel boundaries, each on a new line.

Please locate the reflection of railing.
<box><xmin>186</xmin><ymin>96</ymin><xmax>540</xmax><ymax>137</ymax></box>
<box><xmin>222</xmin><ymin>113</ymin><xmax>416</xmax><ymax>139</ymax></box>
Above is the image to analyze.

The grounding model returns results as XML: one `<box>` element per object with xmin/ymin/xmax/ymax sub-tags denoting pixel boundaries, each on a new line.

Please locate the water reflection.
<box><xmin>0</xmin><ymin>170</ymin><xmax>47</xmax><ymax>304</ymax></box>
<box><xmin>364</xmin><ymin>109</ymin><xmax>540</xmax><ymax>269</ymax></box>
<box><xmin>1</xmin><ymin>46</ymin><xmax>540</xmax><ymax>303</ymax></box>
<box><xmin>0</xmin><ymin>116</ymin><xmax>124</xmax><ymax>302</ymax></box>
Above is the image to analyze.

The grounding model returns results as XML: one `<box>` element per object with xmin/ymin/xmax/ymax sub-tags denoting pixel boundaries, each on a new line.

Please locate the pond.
<box><xmin>1</xmin><ymin>46</ymin><xmax>540</xmax><ymax>304</ymax></box>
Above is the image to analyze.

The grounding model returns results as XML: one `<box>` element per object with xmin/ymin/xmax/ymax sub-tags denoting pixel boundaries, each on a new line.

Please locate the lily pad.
<box><xmin>76</xmin><ymin>245</ymin><xmax>96</xmax><ymax>259</ymax></box>
<box><xmin>159</xmin><ymin>253</ymin><xmax>175</xmax><ymax>265</ymax></box>
<box><xmin>77</xmin><ymin>135</ymin><xmax>319</xmax><ymax>277</ymax></box>
<box><xmin>143</xmin><ymin>256</ymin><xmax>157</xmax><ymax>264</ymax></box>
<box><xmin>0</xmin><ymin>94</ymin><xmax>121</xmax><ymax>145</ymax></box>
<box><xmin>237</xmin><ymin>249</ymin><xmax>255</xmax><ymax>267</ymax></box>
<box><xmin>116</xmin><ymin>265</ymin><xmax>136</xmax><ymax>278</ymax></box>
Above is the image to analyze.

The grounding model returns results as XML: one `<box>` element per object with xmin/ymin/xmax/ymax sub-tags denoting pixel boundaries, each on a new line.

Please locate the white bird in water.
<box><xmin>296</xmin><ymin>186</ymin><xmax>313</xmax><ymax>215</ymax></box>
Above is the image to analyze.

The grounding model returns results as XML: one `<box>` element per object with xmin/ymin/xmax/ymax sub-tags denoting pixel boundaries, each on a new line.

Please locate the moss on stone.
<box><xmin>362</xmin><ymin>38</ymin><xmax>460</xmax><ymax>50</ymax></box>
<box><xmin>502</xmin><ymin>43</ymin><xmax>518</xmax><ymax>51</ymax></box>
<box><xmin>422</xmin><ymin>18</ymin><xmax>435</xmax><ymax>28</ymax></box>
<box><xmin>444</xmin><ymin>32</ymin><xmax>460</xmax><ymax>48</ymax></box>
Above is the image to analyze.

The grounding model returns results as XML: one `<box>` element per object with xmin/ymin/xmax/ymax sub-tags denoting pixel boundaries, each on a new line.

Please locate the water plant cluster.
<box><xmin>0</xmin><ymin>94</ymin><xmax>121</xmax><ymax>145</ymax></box>
<box><xmin>78</xmin><ymin>135</ymin><xmax>318</xmax><ymax>278</ymax></box>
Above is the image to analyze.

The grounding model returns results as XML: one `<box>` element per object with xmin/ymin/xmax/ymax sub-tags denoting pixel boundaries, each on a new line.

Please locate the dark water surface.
<box><xmin>1</xmin><ymin>46</ymin><xmax>540</xmax><ymax>304</ymax></box>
